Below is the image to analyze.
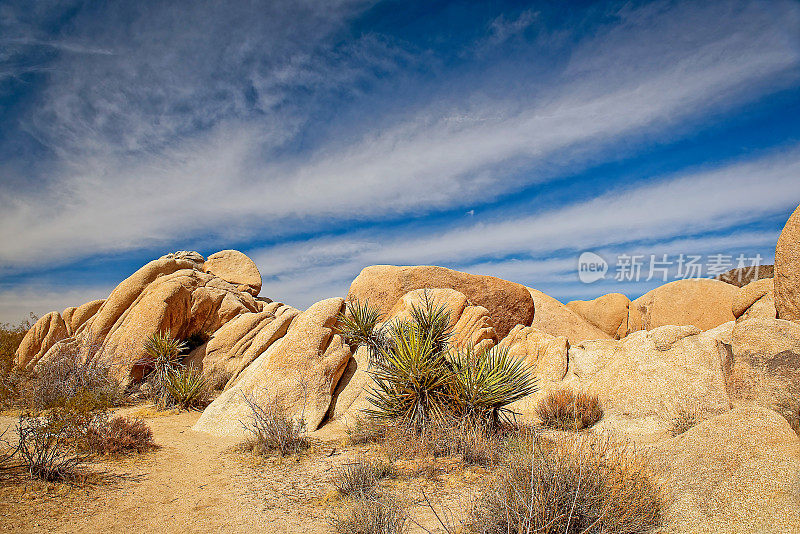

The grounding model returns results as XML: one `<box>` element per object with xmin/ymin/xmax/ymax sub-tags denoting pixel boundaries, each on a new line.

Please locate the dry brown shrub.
<box><xmin>84</xmin><ymin>413</ymin><xmax>155</xmax><ymax>454</ymax></box>
<box><xmin>536</xmin><ymin>388</ymin><xmax>603</xmax><ymax>431</ymax></box>
<box><xmin>345</xmin><ymin>415</ymin><xmax>387</xmax><ymax>445</ymax></box>
<box><xmin>329</xmin><ymin>496</ymin><xmax>407</xmax><ymax>534</ymax></box>
<box><xmin>239</xmin><ymin>391</ymin><xmax>308</xmax><ymax>457</ymax></box>
<box><xmin>332</xmin><ymin>457</ymin><xmax>394</xmax><ymax>498</ymax></box>
<box><xmin>469</xmin><ymin>432</ymin><xmax>664</xmax><ymax>534</ymax></box>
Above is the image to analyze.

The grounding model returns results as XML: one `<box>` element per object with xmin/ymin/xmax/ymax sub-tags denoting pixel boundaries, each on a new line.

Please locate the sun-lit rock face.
<box><xmin>775</xmin><ymin>203</ymin><xmax>800</xmax><ymax>321</ymax></box>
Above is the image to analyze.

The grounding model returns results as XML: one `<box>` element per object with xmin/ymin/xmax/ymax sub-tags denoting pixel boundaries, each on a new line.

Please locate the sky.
<box><xmin>1</xmin><ymin>0</ymin><xmax>799</xmax><ymax>323</ymax></box>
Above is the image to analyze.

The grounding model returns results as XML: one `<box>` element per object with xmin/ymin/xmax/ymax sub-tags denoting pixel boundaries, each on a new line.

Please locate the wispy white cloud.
<box><xmin>0</xmin><ymin>284</ymin><xmax>113</xmax><ymax>324</ymax></box>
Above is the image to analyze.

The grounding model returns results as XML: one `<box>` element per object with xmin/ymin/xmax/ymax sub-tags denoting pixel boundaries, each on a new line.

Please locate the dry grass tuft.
<box><xmin>329</xmin><ymin>496</ymin><xmax>407</xmax><ymax>534</ymax></box>
<box><xmin>332</xmin><ymin>457</ymin><xmax>394</xmax><ymax>498</ymax></box>
<box><xmin>774</xmin><ymin>396</ymin><xmax>800</xmax><ymax>436</ymax></box>
<box><xmin>240</xmin><ymin>391</ymin><xmax>308</xmax><ymax>457</ymax></box>
<box><xmin>669</xmin><ymin>405</ymin><xmax>701</xmax><ymax>437</ymax></box>
<box><xmin>469</xmin><ymin>432</ymin><xmax>664</xmax><ymax>534</ymax></box>
<box><xmin>536</xmin><ymin>388</ymin><xmax>603</xmax><ymax>431</ymax></box>
<box><xmin>346</xmin><ymin>416</ymin><xmax>387</xmax><ymax>445</ymax></box>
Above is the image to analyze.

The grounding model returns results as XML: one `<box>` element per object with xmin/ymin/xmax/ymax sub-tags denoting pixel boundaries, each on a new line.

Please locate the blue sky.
<box><xmin>1</xmin><ymin>0</ymin><xmax>799</xmax><ymax>322</ymax></box>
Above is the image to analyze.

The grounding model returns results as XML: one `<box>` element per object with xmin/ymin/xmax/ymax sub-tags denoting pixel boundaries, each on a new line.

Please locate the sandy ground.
<box><xmin>0</xmin><ymin>409</ymin><xmax>481</xmax><ymax>533</ymax></box>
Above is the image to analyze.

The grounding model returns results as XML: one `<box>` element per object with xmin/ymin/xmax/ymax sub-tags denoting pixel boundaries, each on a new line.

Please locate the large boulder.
<box><xmin>346</xmin><ymin>265</ymin><xmax>534</xmax><ymax>339</ymax></box>
<box><xmin>726</xmin><ymin>318</ymin><xmax>800</xmax><ymax>429</ymax></box>
<box><xmin>564</xmin><ymin>324</ymin><xmax>732</xmax><ymax>442</ymax></box>
<box><xmin>715</xmin><ymin>264</ymin><xmax>774</xmax><ymax>287</ymax></box>
<box><xmin>527</xmin><ymin>288</ymin><xmax>611</xmax><ymax>344</ymax></box>
<box><xmin>385</xmin><ymin>288</ymin><xmax>498</xmax><ymax>353</ymax></box>
<box><xmin>14</xmin><ymin>312</ymin><xmax>69</xmax><ymax>371</ymax></box>
<box><xmin>92</xmin><ymin>268</ymin><xmax>259</xmax><ymax>383</ymax></box>
<box><xmin>496</xmin><ymin>325</ymin><xmax>568</xmax><ymax>382</ymax></box>
<box><xmin>775</xmin><ymin>204</ymin><xmax>800</xmax><ymax>321</ymax></box>
<box><xmin>566</xmin><ymin>293</ymin><xmax>630</xmax><ymax>339</ymax></box>
<box><xmin>183</xmin><ymin>302</ymin><xmax>299</xmax><ymax>389</ymax></box>
<box><xmin>203</xmin><ymin>250</ymin><xmax>262</xmax><ymax>297</ymax></box>
<box><xmin>650</xmin><ymin>406</ymin><xmax>800</xmax><ymax>534</ymax></box>
<box><xmin>193</xmin><ymin>298</ymin><xmax>352</xmax><ymax>437</ymax></box>
<box><xmin>61</xmin><ymin>299</ymin><xmax>105</xmax><ymax>336</ymax></box>
<box><xmin>628</xmin><ymin>279</ymin><xmax>737</xmax><ymax>333</ymax></box>
<box><xmin>732</xmin><ymin>278</ymin><xmax>776</xmax><ymax>321</ymax></box>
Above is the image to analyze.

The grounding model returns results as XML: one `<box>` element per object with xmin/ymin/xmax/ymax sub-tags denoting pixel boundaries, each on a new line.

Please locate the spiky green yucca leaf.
<box><xmin>165</xmin><ymin>366</ymin><xmax>207</xmax><ymax>409</ymax></box>
<box><xmin>366</xmin><ymin>321</ymin><xmax>452</xmax><ymax>427</ymax></box>
<box><xmin>407</xmin><ymin>289</ymin><xmax>453</xmax><ymax>353</ymax></box>
<box><xmin>448</xmin><ymin>345</ymin><xmax>538</xmax><ymax>426</ymax></box>
<box><xmin>142</xmin><ymin>331</ymin><xmax>187</xmax><ymax>409</ymax></box>
<box><xmin>336</xmin><ymin>299</ymin><xmax>384</xmax><ymax>350</ymax></box>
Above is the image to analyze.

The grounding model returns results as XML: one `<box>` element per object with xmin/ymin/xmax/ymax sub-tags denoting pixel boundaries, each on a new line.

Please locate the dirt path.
<box><xmin>0</xmin><ymin>409</ymin><xmax>476</xmax><ymax>533</ymax></box>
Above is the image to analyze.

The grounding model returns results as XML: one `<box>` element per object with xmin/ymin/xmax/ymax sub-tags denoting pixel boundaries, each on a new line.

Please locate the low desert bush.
<box><xmin>15</xmin><ymin>412</ymin><xmax>88</xmax><ymax>481</ymax></box>
<box><xmin>19</xmin><ymin>348</ymin><xmax>120</xmax><ymax>412</ymax></box>
<box><xmin>346</xmin><ymin>415</ymin><xmax>387</xmax><ymax>445</ymax></box>
<box><xmin>329</xmin><ymin>496</ymin><xmax>407</xmax><ymax>534</ymax></box>
<box><xmin>332</xmin><ymin>457</ymin><xmax>394</xmax><ymax>498</ymax></box>
<box><xmin>240</xmin><ymin>391</ymin><xmax>308</xmax><ymax>457</ymax></box>
<box><xmin>84</xmin><ymin>413</ymin><xmax>155</xmax><ymax>454</ymax></box>
<box><xmin>165</xmin><ymin>366</ymin><xmax>208</xmax><ymax>409</ymax></box>
<box><xmin>469</xmin><ymin>432</ymin><xmax>663</xmax><ymax>534</ymax></box>
<box><xmin>536</xmin><ymin>388</ymin><xmax>603</xmax><ymax>431</ymax></box>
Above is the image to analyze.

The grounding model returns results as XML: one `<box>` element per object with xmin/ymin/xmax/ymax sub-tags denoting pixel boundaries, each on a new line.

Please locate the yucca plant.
<box><xmin>407</xmin><ymin>290</ymin><xmax>453</xmax><ymax>354</ymax></box>
<box><xmin>448</xmin><ymin>345</ymin><xmax>538</xmax><ymax>428</ymax></box>
<box><xmin>367</xmin><ymin>320</ymin><xmax>452</xmax><ymax>427</ymax></box>
<box><xmin>336</xmin><ymin>299</ymin><xmax>385</xmax><ymax>355</ymax></box>
<box><xmin>141</xmin><ymin>331</ymin><xmax>187</xmax><ymax>409</ymax></box>
<box><xmin>165</xmin><ymin>366</ymin><xmax>208</xmax><ymax>409</ymax></box>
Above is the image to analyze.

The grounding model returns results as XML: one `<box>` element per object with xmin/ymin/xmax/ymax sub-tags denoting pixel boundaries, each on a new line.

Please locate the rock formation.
<box><xmin>775</xmin><ymin>203</ymin><xmax>800</xmax><ymax>320</ymax></box>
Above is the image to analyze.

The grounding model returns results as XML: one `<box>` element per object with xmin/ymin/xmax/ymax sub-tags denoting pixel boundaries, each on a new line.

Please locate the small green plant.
<box><xmin>337</xmin><ymin>299</ymin><xmax>385</xmax><ymax>352</ymax></box>
<box><xmin>536</xmin><ymin>388</ymin><xmax>603</xmax><ymax>431</ymax></box>
<box><xmin>165</xmin><ymin>366</ymin><xmax>208</xmax><ymax>409</ymax></box>
<box><xmin>332</xmin><ymin>457</ymin><xmax>394</xmax><ymax>498</ymax></box>
<box><xmin>141</xmin><ymin>331</ymin><xmax>187</xmax><ymax>409</ymax></box>
<box><xmin>448</xmin><ymin>344</ymin><xmax>537</xmax><ymax>428</ymax></box>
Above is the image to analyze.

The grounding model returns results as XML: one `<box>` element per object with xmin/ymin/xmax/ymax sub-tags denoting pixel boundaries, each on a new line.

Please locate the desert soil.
<box><xmin>0</xmin><ymin>408</ymin><xmax>480</xmax><ymax>533</ymax></box>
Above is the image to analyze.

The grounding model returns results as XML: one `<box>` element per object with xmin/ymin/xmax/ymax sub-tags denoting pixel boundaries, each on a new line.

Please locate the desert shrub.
<box><xmin>346</xmin><ymin>415</ymin><xmax>387</xmax><ymax>445</ymax></box>
<box><xmin>469</xmin><ymin>432</ymin><xmax>663</xmax><ymax>534</ymax></box>
<box><xmin>15</xmin><ymin>412</ymin><xmax>88</xmax><ymax>481</ymax></box>
<box><xmin>536</xmin><ymin>388</ymin><xmax>603</xmax><ymax>431</ymax></box>
<box><xmin>329</xmin><ymin>496</ymin><xmax>407</xmax><ymax>534</ymax></box>
<box><xmin>337</xmin><ymin>299</ymin><xmax>385</xmax><ymax>353</ymax></box>
<box><xmin>368</xmin><ymin>291</ymin><xmax>536</xmax><ymax>431</ymax></box>
<box><xmin>20</xmin><ymin>350</ymin><xmax>120</xmax><ymax>412</ymax></box>
<box><xmin>773</xmin><ymin>396</ymin><xmax>800</xmax><ymax>436</ymax></box>
<box><xmin>165</xmin><ymin>366</ymin><xmax>208</xmax><ymax>409</ymax></box>
<box><xmin>332</xmin><ymin>457</ymin><xmax>394</xmax><ymax>498</ymax></box>
<box><xmin>240</xmin><ymin>391</ymin><xmax>308</xmax><ymax>457</ymax></box>
<box><xmin>85</xmin><ymin>413</ymin><xmax>154</xmax><ymax>454</ymax></box>
<box><xmin>0</xmin><ymin>315</ymin><xmax>35</xmax><ymax>374</ymax></box>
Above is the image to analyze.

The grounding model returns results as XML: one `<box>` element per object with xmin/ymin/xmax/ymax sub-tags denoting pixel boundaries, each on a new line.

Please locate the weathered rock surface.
<box><xmin>527</xmin><ymin>288</ymin><xmax>611</xmax><ymax>344</ymax></box>
<box><xmin>716</xmin><ymin>264</ymin><xmax>774</xmax><ymax>287</ymax></box>
<box><xmin>650</xmin><ymin>406</ymin><xmax>800</xmax><ymax>534</ymax></box>
<box><xmin>775</xmin><ymin>204</ymin><xmax>800</xmax><ymax>321</ymax></box>
<box><xmin>725</xmin><ymin>319</ymin><xmax>800</xmax><ymax>427</ymax></box>
<box><xmin>184</xmin><ymin>302</ymin><xmax>299</xmax><ymax>389</ymax></box>
<box><xmin>496</xmin><ymin>325</ymin><xmax>568</xmax><ymax>382</ymax></box>
<box><xmin>628</xmin><ymin>278</ymin><xmax>737</xmax><ymax>333</ymax></box>
<box><xmin>193</xmin><ymin>298</ymin><xmax>352</xmax><ymax>437</ymax></box>
<box><xmin>566</xmin><ymin>293</ymin><xmax>630</xmax><ymax>339</ymax></box>
<box><xmin>732</xmin><ymin>278</ymin><xmax>776</xmax><ymax>320</ymax></box>
<box><xmin>61</xmin><ymin>298</ymin><xmax>105</xmax><ymax>336</ymax></box>
<box><xmin>88</xmin><ymin>264</ymin><xmax>259</xmax><ymax>383</ymax></box>
<box><xmin>14</xmin><ymin>312</ymin><xmax>69</xmax><ymax>371</ymax></box>
<box><xmin>347</xmin><ymin>265</ymin><xmax>534</xmax><ymax>339</ymax></box>
<box><xmin>203</xmin><ymin>250</ymin><xmax>262</xmax><ymax>297</ymax></box>
<box><xmin>386</xmin><ymin>288</ymin><xmax>498</xmax><ymax>353</ymax></box>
